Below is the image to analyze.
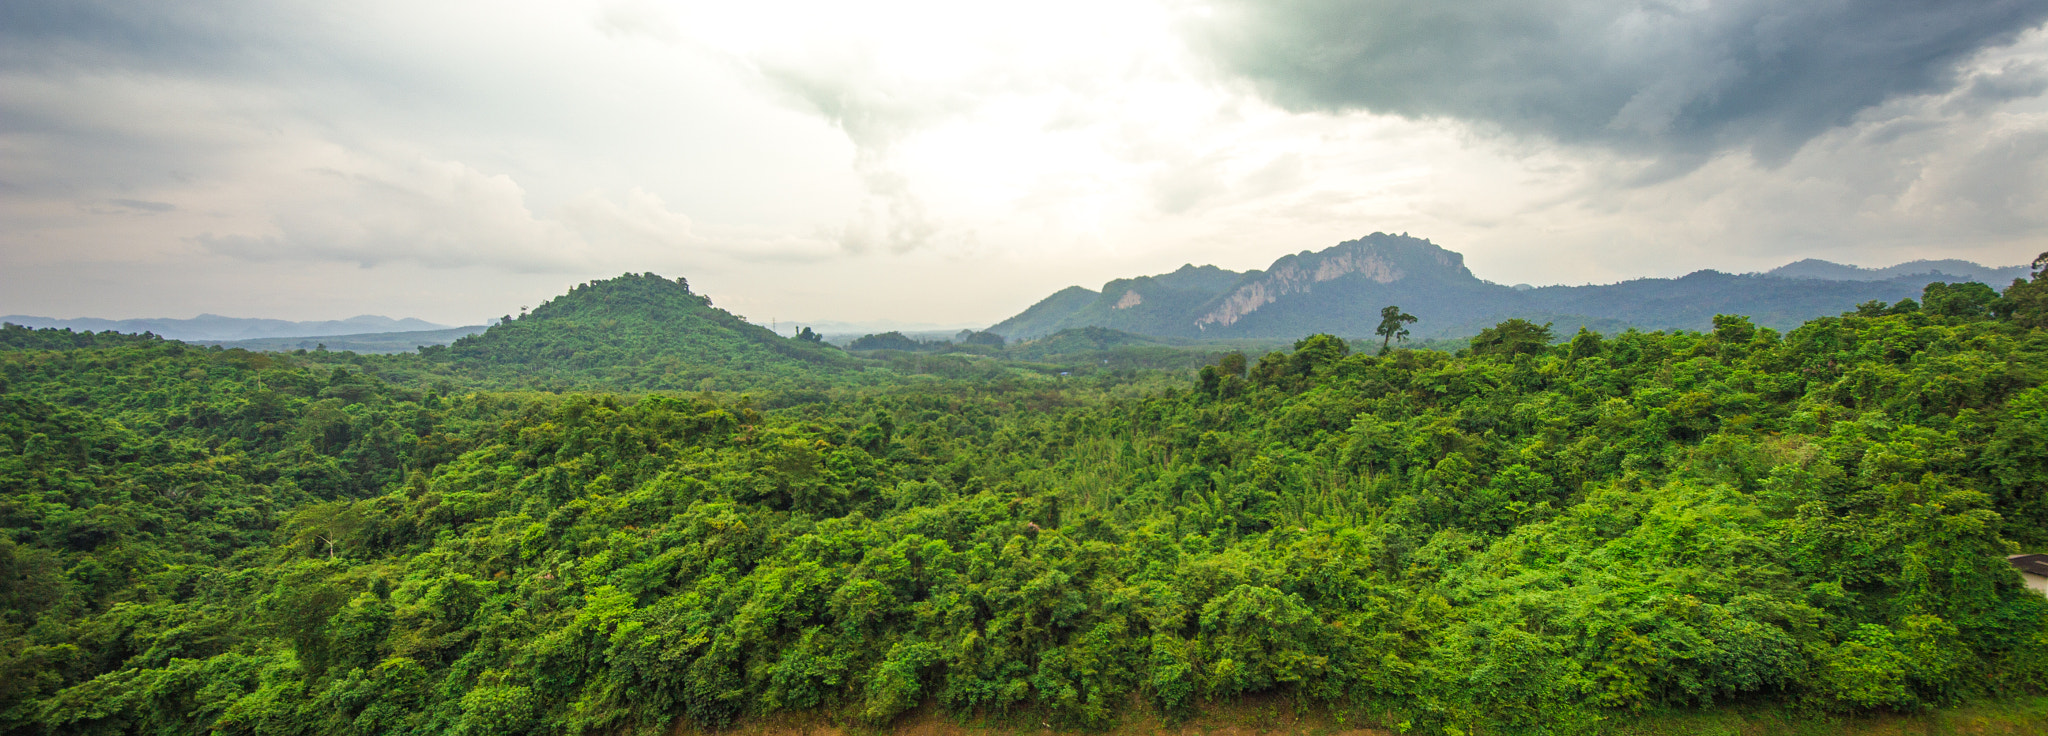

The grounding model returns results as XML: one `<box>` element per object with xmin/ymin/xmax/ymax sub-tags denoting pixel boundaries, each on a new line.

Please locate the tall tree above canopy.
<box><xmin>1376</xmin><ymin>305</ymin><xmax>1417</xmax><ymax>354</ymax></box>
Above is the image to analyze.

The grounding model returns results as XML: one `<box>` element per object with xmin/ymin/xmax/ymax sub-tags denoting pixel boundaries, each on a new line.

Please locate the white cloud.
<box><xmin>561</xmin><ymin>187</ymin><xmax>842</xmax><ymax>263</ymax></box>
<box><xmin>558</xmin><ymin>188</ymin><xmax>694</xmax><ymax>253</ymax></box>
<box><xmin>594</xmin><ymin>0</ymin><xmax>680</xmax><ymax>43</ymax></box>
<box><xmin>198</xmin><ymin>156</ymin><xmax>592</xmax><ymax>272</ymax></box>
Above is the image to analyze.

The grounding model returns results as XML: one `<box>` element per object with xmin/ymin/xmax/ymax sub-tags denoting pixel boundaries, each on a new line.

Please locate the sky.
<box><xmin>4</xmin><ymin>0</ymin><xmax>2047</xmax><ymax>329</ymax></box>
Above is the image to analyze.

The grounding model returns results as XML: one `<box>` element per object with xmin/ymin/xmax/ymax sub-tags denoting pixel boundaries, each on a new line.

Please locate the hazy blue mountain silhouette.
<box><xmin>1766</xmin><ymin>258</ymin><xmax>2028</xmax><ymax>283</ymax></box>
<box><xmin>0</xmin><ymin>313</ymin><xmax>451</xmax><ymax>342</ymax></box>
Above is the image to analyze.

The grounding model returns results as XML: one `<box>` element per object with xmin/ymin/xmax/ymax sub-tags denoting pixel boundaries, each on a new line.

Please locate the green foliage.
<box><xmin>848</xmin><ymin>332</ymin><xmax>934</xmax><ymax>352</ymax></box>
<box><xmin>1</xmin><ymin>323</ymin><xmax>167</xmax><ymax>351</ymax></box>
<box><xmin>1375</xmin><ymin>305</ymin><xmax>1417</xmax><ymax>355</ymax></box>
<box><xmin>2000</xmin><ymin>253</ymin><xmax>2048</xmax><ymax>329</ymax></box>
<box><xmin>5</xmin><ymin>276</ymin><xmax>2048</xmax><ymax>735</ymax></box>
<box><xmin>438</xmin><ymin>272</ymin><xmax>860</xmax><ymax>391</ymax></box>
<box><xmin>1923</xmin><ymin>281</ymin><xmax>2002</xmax><ymax>319</ymax></box>
<box><xmin>1470</xmin><ymin>318</ymin><xmax>1555</xmax><ymax>356</ymax></box>
<box><xmin>958</xmin><ymin>331</ymin><xmax>1006</xmax><ymax>348</ymax></box>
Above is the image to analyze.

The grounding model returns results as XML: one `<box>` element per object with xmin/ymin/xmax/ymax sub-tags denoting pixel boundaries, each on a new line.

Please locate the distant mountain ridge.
<box><xmin>0</xmin><ymin>313</ymin><xmax>450</xmax><ymax>342</ymax></box>
<box><xmin>199</xmin><ymin>325</ymin><xmax>489</xmax><ymax>354</ymax></box>
<box><xmin>1766</xmin><ymin>258</ymin><xmax>2028</xmax><ymax>283</ymax></box>
<box><xmin>991</xmin><ymin>233</ymin><xmax>2031</xmax><ymax>340</ymax></box>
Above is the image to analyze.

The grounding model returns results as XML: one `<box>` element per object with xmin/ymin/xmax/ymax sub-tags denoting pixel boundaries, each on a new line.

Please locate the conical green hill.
<box><xmin>447</xmin><ymin>272</ymin><xmax>854</xmax><ymax>390</ymax></box>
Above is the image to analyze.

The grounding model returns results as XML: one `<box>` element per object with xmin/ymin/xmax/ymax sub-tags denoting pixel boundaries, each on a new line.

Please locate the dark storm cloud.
<box><xmin>1189</xmin><ymin>0</ymin><xmax>2048</xmax><ymax>163</ymax></box>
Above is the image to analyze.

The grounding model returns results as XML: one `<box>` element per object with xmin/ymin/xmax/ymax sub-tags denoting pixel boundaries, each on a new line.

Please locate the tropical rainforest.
<box><xmin>4</xmin><ymin>260</ymin><xmax>2048</xmax><ymax>736</ymax></box>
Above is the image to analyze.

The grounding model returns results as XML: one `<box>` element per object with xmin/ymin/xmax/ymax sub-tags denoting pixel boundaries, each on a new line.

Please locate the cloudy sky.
<box><xmin>5</xmin><ymin>0</ymin><xmax>2047</xmax><ymax>328</ymax></box>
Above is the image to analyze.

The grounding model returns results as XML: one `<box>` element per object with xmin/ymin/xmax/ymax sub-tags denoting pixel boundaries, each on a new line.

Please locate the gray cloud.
<box><xmin>1922</xmin><ymin>126</ymin><xmax>2048</xmax><ymax>237</ymax></box>
<box><xmin>1944</xmin><ymin>59</ymin><xmax>2048</xmax><ymax>115</ymax></box>
<box><xmin>191</xmin><ymin>158</ymin><xmax>593</xmax><ymax>272</ymax></box>
<box><xmin>100</xmin><ymin>199</ymin><xmax>176</xmax><ymax>213</ymax></box>
<box><xmin>753</xmin><ymin>53</ymin><xmax>972</xmax><ymax>253</ymax></box>
<box><xmin>1188</xmin><ymin>0</ymin><xmax>2048</xmax><ymax>163</ymax></box>
<box><xmin>0</xmin><ymin>1</ymin><xmax>348</xmax><ymax>84</ymax></box>
<box><xmin>830</xmin><ymin>159</ymin><xmax>940</xmax><ymax>254</ymax></box>
<box><xmin>757</xmin><ymin>54</ymin><xmax>963</xmax><ymax>152</ymax></box>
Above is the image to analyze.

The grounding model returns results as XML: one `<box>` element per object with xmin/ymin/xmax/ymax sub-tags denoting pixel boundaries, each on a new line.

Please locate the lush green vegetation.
<box><xmin>4</xmin><ymin>264</ymin><xmax>2048</xmax><ymax>735</ymax></box>
<box><xmin>435</xmin><ymin>273</ymin><xmax>863</xmax><ymax>392</ymax></box>
<box><xmin>232</xmin><ymin>274</ymin><xmax>1246</xmax><ymax>395</ymax></box>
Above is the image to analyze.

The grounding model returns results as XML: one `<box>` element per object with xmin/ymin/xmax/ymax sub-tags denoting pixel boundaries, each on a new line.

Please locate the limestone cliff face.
<box><xmin>1114</xmin><ymin>290</ymin><xmax>1143</xmax><ymax>309</ymax></box>
<box><xmin>1195</xmin><ymin>237</ymin><xmax>1463</xmax><ymax>329</ymax></box>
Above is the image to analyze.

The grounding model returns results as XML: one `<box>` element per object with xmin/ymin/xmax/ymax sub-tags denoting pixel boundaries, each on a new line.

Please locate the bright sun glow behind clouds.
<box><xmin>1</xmin><ymin>0</ymin><xmax>2044</xmax><ymax>326</ymax></box>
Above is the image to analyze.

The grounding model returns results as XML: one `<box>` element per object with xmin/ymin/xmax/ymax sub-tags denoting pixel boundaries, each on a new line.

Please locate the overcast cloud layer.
<box><xmin>2</xmin><ymin>0</ymin><xmax>2045</xmax><ymax>327</ymax></box>
<box><xmin>1192</xmin><ymin>0</ymin><xmax>2048</xmax><ymax>162</ymax></box>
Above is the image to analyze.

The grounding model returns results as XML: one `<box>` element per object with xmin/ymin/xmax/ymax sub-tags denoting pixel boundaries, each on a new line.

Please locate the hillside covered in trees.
<box><xmin>437</xmin><ymin>273</ymin><xmax>862</xmax><ymax>391</ymax></box>
<box><xmin>3</xmin><ymin>261</ymin><xmax>2048</xmax><ymax>735</ymax></box>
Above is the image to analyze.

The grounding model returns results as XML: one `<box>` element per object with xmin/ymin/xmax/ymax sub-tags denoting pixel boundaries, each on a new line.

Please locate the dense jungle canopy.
<box><xmin>3</xmin><ymin>262</ymin><xmax>2048</xmax><ymax>735</ymax></box>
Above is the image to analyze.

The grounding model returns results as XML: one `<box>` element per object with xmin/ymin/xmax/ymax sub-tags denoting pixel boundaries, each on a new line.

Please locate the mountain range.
<box><xmin>0</xmin><ymin>313</ymin><xmax>453</xmax><ymax>342</ymax></box>
<box><xmin>1764</xmin><ymin>258</ymin><xmax>2028</xmax><ymax>283</ymax></box>
<box><xmin>199</xmin><ymin>325</ymin><xmax>490</xmax><ymax>354</ymax></box>
<box><xmin>990</xmin><ymin>233</ymin><xmax>2034</xmax><ymax>341</ymax></box>
<box><xmin>8</xmin><ymin>238</ymin><xmax>2032</xmax><ymax>351</ymax></box>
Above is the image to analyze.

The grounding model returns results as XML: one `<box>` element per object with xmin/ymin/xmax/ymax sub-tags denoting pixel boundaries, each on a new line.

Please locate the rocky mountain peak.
<box><xmin>1194</xmin><ymin>233</ymin><xmax>1469</xmax><ymax>329</ymax></box>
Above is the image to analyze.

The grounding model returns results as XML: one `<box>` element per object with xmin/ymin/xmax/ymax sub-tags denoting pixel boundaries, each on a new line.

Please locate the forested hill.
<box><xmin>3</xmin><ymin>264</ymin><xmax>2046</xmax><ymax>735</ymax></box>
<box><xmin>435</xmin><ymin>272</ymin><xmax>860</xmax><ymax>391</ymax></box>
<box><xmin>992</xmin><ymin>233</ymin><xmax>2029</xmax><ymax>340</ymax></box>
